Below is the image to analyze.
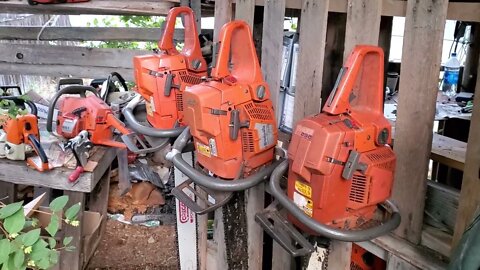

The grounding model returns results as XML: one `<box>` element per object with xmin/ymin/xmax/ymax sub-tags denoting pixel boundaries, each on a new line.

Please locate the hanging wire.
<box><xmin>36</xmin><ymin>15</ymin><xmax>60</xmax><ymax>41</ymax></box>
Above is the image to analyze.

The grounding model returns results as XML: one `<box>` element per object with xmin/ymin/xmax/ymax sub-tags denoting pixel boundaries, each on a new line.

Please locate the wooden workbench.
<box><xmin>0</xmin><ymin>146</ymin><xmax>117</xmax><ymax>270</ymax></box>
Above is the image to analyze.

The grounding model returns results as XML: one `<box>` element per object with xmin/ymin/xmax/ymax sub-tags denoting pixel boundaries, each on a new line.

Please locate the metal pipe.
<box><xmin>269</xmin><ymin>160</ymin><xmax>401</xmax><ymax>242</ymax></box>
<box><xmin>122</xmin><ymin>95</ymin><xmax>185</xmax><ymax>138</ymax></box>
<box><xmin>167</xmin><ymin>127</ymin><xmax>282</xmax><ymax>192</ymax></box>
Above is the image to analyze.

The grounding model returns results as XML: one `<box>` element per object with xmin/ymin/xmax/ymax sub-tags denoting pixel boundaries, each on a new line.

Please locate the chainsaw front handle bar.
<box><xmin>0</xmin><ymin>96</ymin><xmax>38</xmax><ymax>116</ymax></box>
<box><xmin>166</xmin><ymin>127</ymin><xmax>282</xmax><ymax>192</ymax></box>
<box><xmin>270</xmin><ymin>160</ymin><xmax>401</xmax><ymax>242</ymax></box>
<box><xmin>46</xmin><ymin>85</ymin><xmax>99</xmax><ymax>133</ymax></box>
<box><xmin>122</xmin><ymin>95</ymin><xmax>185</xmax><ymax>138</ymax></box>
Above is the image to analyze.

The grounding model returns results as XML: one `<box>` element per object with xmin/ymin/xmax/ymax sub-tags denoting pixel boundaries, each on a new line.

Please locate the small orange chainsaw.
<box><xmin>0</xmin><ymin>97</ymin><xmax>51</xmax><ymax>172</ymax></box>
<box><xmin>46</xmin><ymin>85</ymin><xmax>132</xmax><ymax>149</ymax></box>
<box><xmin>123</xmin><ymin>6</ymin><xmax>207</xmax><ymax>142</ymax></box>
<box><xmin>256</xmin><ymin>46</ymin><xmax>401</xmax><ymax>257</ymax></box>
<box><xmin>166</xmin><ymin>21</ymin><xmax>281</xmax><ymax>214</ymax></box>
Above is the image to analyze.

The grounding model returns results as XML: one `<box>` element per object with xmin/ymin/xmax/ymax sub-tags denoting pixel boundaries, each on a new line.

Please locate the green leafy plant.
<box><xmin>0</xmin><ymin>196</ymin><xmax>81</xmax><ymax>270</ymax></box>
<box><xmin>0</xmin><ymin>95</ymin><xmax>30</xmax><ymax>119</ymax></box>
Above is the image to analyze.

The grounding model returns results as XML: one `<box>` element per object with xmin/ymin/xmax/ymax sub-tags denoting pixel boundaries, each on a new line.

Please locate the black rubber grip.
<box><xmin>28</xmin><ymin>134</ymin><xmax>48</xmax><ymax>164</ymax></box>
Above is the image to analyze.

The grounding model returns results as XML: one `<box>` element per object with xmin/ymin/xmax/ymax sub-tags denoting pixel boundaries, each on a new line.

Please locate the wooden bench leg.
<box><xmin>60</xmin><ymin>191</ymin><xmax>85</xmax><ymax>270</ymax></box>
<box><xmin>0</xmin><ymin>181</ymin><xmax>16</xmax><ymax>203</ymax></box>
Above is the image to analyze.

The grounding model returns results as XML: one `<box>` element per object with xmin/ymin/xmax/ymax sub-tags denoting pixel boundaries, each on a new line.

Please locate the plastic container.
<box><xmin>442</xmin><ymin>52</ymin><xmax>461</xmax><ymax>98</ymax></box>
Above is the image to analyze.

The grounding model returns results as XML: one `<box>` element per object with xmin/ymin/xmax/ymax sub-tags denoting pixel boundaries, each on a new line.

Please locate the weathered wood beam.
<box><xmin>0</xmin><ymin>43</ymin><xmax>148</xmax><ymax>81</ymax></box>
<box><xmin>235</xmin><ymin>0</ymin><xmax>255</xmax><ymax>28</ymax></box>
<box><xmin>391</xmin><ymin>0</ymin><xmax>448</xmax><ymax>244</ymax></box>
<box><xmin>213</xmin><ymin>0</ymin><xmax>233</xmax><ymax>42</ymax></box>
<box><xmin>452</xmin><ymin>54</ymin><xmax>480</xmax><ymax>250</ymax></box>
<box><xmin>0</xmin><ymin>0</ymin><xmax>176</xmax><ymax>16</ymax></box>
<box><xmin>0</xmin><ymin>26</ymin><xmax>213</xmax><ymax>42</ymax></box>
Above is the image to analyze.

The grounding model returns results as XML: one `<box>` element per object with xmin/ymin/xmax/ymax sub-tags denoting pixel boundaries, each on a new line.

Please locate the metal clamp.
<box><xmin>255</xmin><ymin>201</ymin><xmax>314</xmax><ymax>257</ymax></box>
<box><xmin>171</xmin><ymin>179</ymin><xmax>233</xmax><ymax>215</ymax></box>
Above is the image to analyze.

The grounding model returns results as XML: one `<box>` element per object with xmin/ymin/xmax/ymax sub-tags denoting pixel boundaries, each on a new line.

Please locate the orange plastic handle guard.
<box><xmin>211</xmin><ymin>20</ymin><xmax>263</xmax><ymax>85</ymax></box>
<box><xmin>158</xmin><ymin>7</ymin><xmax>202</xmax><ymax>59</ymax></box>
<box><xmin>323</xmin><ymin>45</ymin><xmax>384</xmax><ymax>116</ymax></box>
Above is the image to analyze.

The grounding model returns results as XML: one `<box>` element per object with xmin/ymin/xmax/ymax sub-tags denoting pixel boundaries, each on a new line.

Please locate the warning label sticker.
<box><xmin>293</xmin><ymin>191</ymin><xmax>313</xmax><ymax>217</ymax></box>
<box><xmin>196</xmin><ymin>142</ymin><xmax>211</xmax><ymax>157</ymax></box>
<box><xmin>295</xmin><ymin>181</ymin><xmax>312</xmax><ymax>198</ymax></box>
<box><xmin>255</xmin><ymin>123</ymin><xmax>274</xmax><ymax>150</ymax></box>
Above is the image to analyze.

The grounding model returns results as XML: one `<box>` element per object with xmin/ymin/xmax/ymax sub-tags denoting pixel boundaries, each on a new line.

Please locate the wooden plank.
<box><xmin>391</xmin><ymin>0</ymin><xmax>448</xmax><ymax>244</ymax></box>
<box><xmin>452</xmin><ymin>58</ymin><xmax>480</xmax><ymax>249</ymax></box>
<box><xmin>0</xmin><ymin>147</ymin><xmax>116</xmax><ymax>193</ymax></box>
<box><xmin>292</xmin><ymin>0</ymin><xmax>329</xmax><ymax>125</ymax></box>
<box><xmin>387</xmin><ymin>254</ymin><xmax>421</xmax><ymax>270</ymax></box>
<box><xmin>424</xmin><ymin>181</ymin><xmax>459</xmax><ymax>233</ymax></box>
<box><xmin>327</xmin><ymin>241</ymin><xmax>352</xmax><ymax>270</ymax></box>
<box><xmin>0</xmin><ymin>26</ymin><xmax>213</xmax><ymax>42</ymax></box>
<box><xmin>421</xmin><ymin>225</ymin><xmax>452</xmax><ymax>258</ymax></box>
<box><xmin>60</xmin><ymin>191</ymin><xmax>85</xmax><ymax>270</ymax></box>
<box><xmin>0</xmin><ymin>1</ymin><xmax>175</xmax><ymax>16</ymax></box>
<box><xmin>213</xmin><ymin>0</ymin><xmax>233</xmax><ymax>42</ymax></box>
<box><xmin>343</xmin><ymin>0</ymin><xmax>382</xmax><ymax>60</ymax></box>
<box><xmin>245</xmin><ymin>185</ymin><xmax>264</xmax><ymax>270</ymax></box>
<box><xmin>180</xmin><ymin>0</ymin><xmax>202</xmax><ymax>32</ymax></box>
<box><xmin>260</xmin><ymin>0</ymin><xmax>286</xmax><ymax>120</ymax></box>
<box><xmin>0</xmin><ymin>182</ymin><xmax>16</xmax><ymax>203</ymax></box>
<box><xmin>431</xmin><ymin>133</ymin><xmax>466</xmax><ymax>171</ymax></box>
<box><xmin>371</xmin><ymin>234</ymin><xmax>448</xmax><ymax>270</ymax></box>
<box><xmin>235</xmin><ymin>0</ymin><xmax>255</xmax><ymax>28</ymax></box>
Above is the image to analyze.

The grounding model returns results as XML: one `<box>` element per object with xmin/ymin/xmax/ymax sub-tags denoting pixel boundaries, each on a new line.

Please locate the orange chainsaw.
<box><xmin>46</xmin><ymin>85</ymin><xmax>133</xmax><ymax>149</ymax></box>
<box><xmin>122</xmin><ymin>6</ymin><xmax>207</xmax><ymax>147</ymax></box>
<box><xmin>256</xmin><ymin>46</ymin><xmax>401</xmax><ymax>257</ymax></box>
<box><xmin>0</xmin><ymin>97</ymin><xmax>51</xmax><ymax>172</ymax></box>
<box><xmin>166</xmin><ymin>20</ymin><xmax>281</xmax><ymax>214</ymax></box>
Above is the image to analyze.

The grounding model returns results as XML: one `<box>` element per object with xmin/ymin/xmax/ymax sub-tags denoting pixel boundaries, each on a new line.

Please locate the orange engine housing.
<box><xmin>287</xmin><ymin>46</ymin><xmax>396</xmax><ymax>234</ymax></box>
<box><xmin>5</xmin><ymin>115</ymin><xmax>39</xmax><ymax>146</ymax></box>
<box><xmin>57</xmin><ymin>95</ymin><xmax>130</xmax><ymax>148</ymax></box>
<box><xmin>133</xmin><ymin>7</ymin><xmax>207</xmax><ymax>130</ymax></box>
<box><xmin>183</xmin><ymin>20</ymin><xmax>278</xmax><ymax>179</ymax></box>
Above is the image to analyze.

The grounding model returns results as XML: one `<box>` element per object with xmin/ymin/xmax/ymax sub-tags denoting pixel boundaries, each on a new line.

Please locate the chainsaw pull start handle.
<box><xmin>46</xmin><ymin>85</ymin><xmax>99</xmax><ymax>133</ymax></box>
<box><xmin>211</xmin><ymin>20</ymin><xmax>263</xmax><ymax>85</ymax></box>
<box><xmin>323</xmin><ymin>46</ymin><xmax>384</xmax><ymax>116</ymax></box>
<box><xmin>158</xmin><ymin>7</ymin><xmax>203</xmax><ymax>63</ymax></box>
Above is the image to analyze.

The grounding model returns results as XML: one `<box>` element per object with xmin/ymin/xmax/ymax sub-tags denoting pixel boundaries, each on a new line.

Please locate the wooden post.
<box><xmin>292</xmin><ymin>0</ymin><xmax>329</xmax><ymax>125</ymax></box>
<box><xmin>452</xmin><ymin>54</ymin><xmax>480</xmax><ymax>249</ymax></box>
<box><xmin>327</xmin><ymin>241</ymin><xmax>353</xmax><ymax>270</ymax></box>
<box><xmin>235</xmin><ymin>0</ymin><xmax>255</xmax><ymax>28</ymax></box>
<box><xmin>391</xmin><ymin>0</ymin><xmax>448</xmax><ymax>244</ymax></box>
<box><xmin>214</xmin><ymin>0</ymin><xmax>233</xmax><ymax>42</ymax></box>
<box><xmin>60</xmin><ymin>191</ymin><xmax>85</xmax><ymax>270</ymax></box>
<box><xmin>180</xmin><ymin>0</ymin><xmax>201</xmax><ymax>33</ymax></box>
<box><xmin>343</xmin><ymin>0</ymin><xmax>382</xmax><ymax>60</ymax></box>
<box><xmin>261</xmin><ymin>0</ymin><xmax>286</xmax><ymax>117</ymax></box>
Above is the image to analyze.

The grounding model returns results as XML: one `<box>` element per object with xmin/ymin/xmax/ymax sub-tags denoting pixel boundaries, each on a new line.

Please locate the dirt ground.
<box><xmin>87</xmin><ymin>219</ymin><xmax>178</xmax><ymax>270</ymax></box>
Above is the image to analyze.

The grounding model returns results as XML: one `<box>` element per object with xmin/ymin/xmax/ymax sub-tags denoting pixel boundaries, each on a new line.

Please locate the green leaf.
<box><xmin>0</xmin><ymin>201</ymin><xmax>23</xmax><ymax>219</ymax></box>
<box><xmin>3</xmin><ymin>209</ymin><xmax>25</xmax><ymax>235</ymax></box>
<box><xmin>47</xmin><ymin>237</ymin><xmax>56</xmax><ymax>249</ymax></box>
<box><xmin>37</xmin><ymin>257</ymin><xmax>50</xmax><ymax>270</ymax></box>
<box><xmin>0</xmin><ymin>239</ymin><xmax>11</xmax><ymax>264</ymax></box>
<box><xmin>63</xmin><ymin>236</ymin><xmax>73</xmax><ymax>246</ymax></box>
<box><xmin>30</xmin><ymin>240</ymin><xmax>49</xmax><ymax>261</ymax></box>
<box><xmin>12</xmin><ymin>251</ymin><xmax>23</xmax><ymax>268</ymax></box>
<box><xmin>21</xmin><ymin>228</ymin><xmax>40</xmax><ymax>246</ymax></box>
<box><xmin>65</xmin><ymin>203</ymin><xmax>81</xmax><ymax>220</ymax></box>
<box><xmin>49</xmin><ymin>250</ymin><xmax>59</xmax><ymax>264</ymax></box>
<box><xmin>45</xmin><ymin>215</ymin><xmax>59</xmax><ymax>237</ymax></box>
<box><xmin>65</xmin><ymin>246</ymin><xmax>76</xmax><ymax>252</ymax></box>
<box><xmin>49</xmin><ymin>196</ymin><xmax>69</xmax><ymax>213</ymax></box>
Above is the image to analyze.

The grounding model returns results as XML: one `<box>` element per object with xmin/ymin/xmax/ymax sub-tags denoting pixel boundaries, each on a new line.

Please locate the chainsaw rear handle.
<box><xmin>159</xmin><ymin>7</ymin><xmax>202</xmax><ymax>58</ymax></box>
<box><xmin>46</xmin><ymin>85</ymin><xmax>99</xmax><ymax>133</ymax></box>
<box><xmin>27</xmin><ymin>134</ymin><xmax>49</xmax><ymax>167</ymax></box>
<box><xmin>122</xmin><ymin>95</ymin><xmax>185</xmax><ymax>138</ymax></box>
<box><xmin>166</xmin><ymin>127</ymin><xmax>282</xmax><ymax>192</ymax></box>
<box><xmin>324</xmin><ymin>46</ymin><xmax>384</xmax><ymax>116</ymax></box>
<box><xmin>269</xmin><ymin>160</ymin><xmax>401</xmax><ymax>242</ymax></box>
<box><xmin>102</xmin><ymin>72</ymin><xmax>129</xmax><ymax>101</ymax></box>
<box><xmin>211</xmin><ymin>20</ymin><xmax>262</xmax><ymax>84</ymax></box>
<box><xmin>0</xmin><ymin>96</ymin><xmax>38</xmax><ymax>116</ymax></box>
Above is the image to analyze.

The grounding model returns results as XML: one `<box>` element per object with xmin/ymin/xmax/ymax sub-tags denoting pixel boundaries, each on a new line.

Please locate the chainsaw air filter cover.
<box><xmin>183</xmin><ymin>21</ymin><xmax>278</xmax><ymax>179</ymax></box>
<box><xmin>287</xmin><ymin>46</ymin><xmax>396</xmax><ymax>234</ymax></box>
<box><xmin>133</xmin><ymin>7</ymin><xmax>207</xmax><ymax>130</ymax></box>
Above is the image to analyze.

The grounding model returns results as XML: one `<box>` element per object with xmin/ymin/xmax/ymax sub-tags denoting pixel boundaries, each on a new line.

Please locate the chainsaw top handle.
<box><xmin>102</xmin><ymin>72</ymin><xmax>129</xmax><ymax>101</ymax></box>
<box><xmin>211</xmin><ymin>20</ymin><xmax>262</xmax><ymax>85</ymax></box>
<box><xmin>323</xmin><ymin>45</ymin><xmax>384</xmax><ymax>116</ymax></box>
<box><xmin>46</xmin><ymin>85</ymin><xmax>99</xmax><ymax>133</ymax></box>
<box><xmin>158</xmin><ymin>7</ymin><xmax>203</xmax><ymax>60</ymax></box>
<box><xmin>269</xmin><ymin>160</ymin><xmax>401</xmax><ymax>242</ymax></box>
<box><xmin>0</xmin><ymin>96</ymin><xmax>38</xmax><ymax>116</ymax></box>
